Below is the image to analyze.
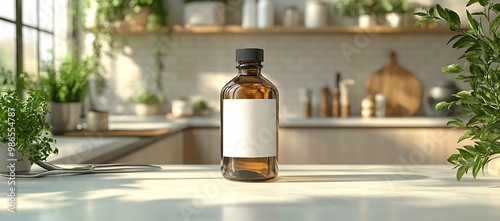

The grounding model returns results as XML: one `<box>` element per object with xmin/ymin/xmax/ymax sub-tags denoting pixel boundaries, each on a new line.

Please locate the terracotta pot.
<box><xmin>125</xmin><ymin>6</ymin><xmax>153</xmax><ymax>27</ymax></box>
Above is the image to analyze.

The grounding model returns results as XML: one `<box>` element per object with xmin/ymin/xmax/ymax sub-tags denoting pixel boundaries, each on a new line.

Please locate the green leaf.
<box><xmin>472</xmin><ymin>158</ymin><xmax>482</xmax><ymax>178</ymax></box>
<box><xmin>458</xmin><ymin>148</ymin><xmax>473</xmax><ymax>159</ymax></box>
<box><xmin>467</xmin><ymin>0</ymin><xmax>479</xmax><ymax>7</ymax></box>
<box><xmin>441</xmin><ymin>64</ymin><xmax>463</xmax><ymax>73</ymax></box>
<box><xmin>478</xmin><ymin>0</ymin><xmax>489</xmax><ymax>6</ymax></box>
<box><xmin>415</xmin><ymin>17</ymin><xmax>432</xmax><ymax>26</ymax></box>
<box><xmin>458</xmin><ymin>131</ymin><xmax>475</xmax><ymax>143</ymax></box>
<box><xmin>467</xmin><ymin>10</ymin><xmax>480</xmax><ymax>34</ymax></box>
<box><xmin>436</xmin><ymin>4</ymin><xmax>449</xmax><ymax>21</ymax></box>
<box><xmin>456</xmin><ymin>166</ymin><xmax>468</xmax><ymax>181</ymax></box>
<box><xmin>490</xmin><ymin>15</ymin><xmax>500</xmax><ymax>36</ymax></box>
<box><xmin>447</xmin><ymin>118</ymin><xmax>465</xmax><ymax>128</ymax></box>
<box><xmin>448</xmin><ymin>154</ymin><xmax>461</xmax><ymax>164</ymax></box>
<box><xmin>447</xmin><ymin>9</ymin><xmax>461</xmax><ymax>30</ymax></box>
<box><xmin>414</xmin><ymin>12</ymin><xmax>427</xmax><ymax>16</ymax></box>
<box><xmin>435</xmin><ymin>101</ymin><xmax>448</xmax><ymax>111</ymax></box>
<box><xmin>492</xmin><ymin>4</ymin><xmax>500</xmax><ymax>13</ymax></box>
<box><xmin>447</xmin><ymin>34</ymin><xmax>463</xmax><ymax>45</ymax></box>
<box><xmin>452</xmin><ymin>36</ymin><xmax>474</xmax><ymax>49</ymax></box>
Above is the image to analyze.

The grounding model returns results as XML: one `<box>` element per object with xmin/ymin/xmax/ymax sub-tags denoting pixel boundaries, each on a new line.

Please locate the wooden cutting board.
<box><xmin>366</xmin><ymin>52</ymin><xmax>422</xmax><ymax>116</ymax></box>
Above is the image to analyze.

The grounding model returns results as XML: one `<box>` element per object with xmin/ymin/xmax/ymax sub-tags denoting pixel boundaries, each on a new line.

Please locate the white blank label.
<box><xmin>223</xmin><ymin>99</ymin><xmax>277</xmax><ymax>157</ymax></box>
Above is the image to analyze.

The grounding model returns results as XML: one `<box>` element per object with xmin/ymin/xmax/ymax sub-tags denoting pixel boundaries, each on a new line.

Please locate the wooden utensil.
<box><xmin>366</xmin><ymin>52</ymin><xmax>422</xmax><ymax>116</ymax></box>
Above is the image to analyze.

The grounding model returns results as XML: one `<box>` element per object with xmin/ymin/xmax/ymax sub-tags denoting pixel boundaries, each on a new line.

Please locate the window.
<box><xmin>0</xmin><ymin>0</ymin><xmax>68</xmax><ymax>78</ymax></box>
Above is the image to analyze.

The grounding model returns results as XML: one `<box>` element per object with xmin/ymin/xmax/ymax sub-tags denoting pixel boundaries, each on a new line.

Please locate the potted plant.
<box><xmin>384</xmin><ymin>0</ymin><xmax>419</xmax><ymax>28</ymax></box>
<box><xmin>40</xmin><ymin>55</ymin><xmax>96</xmax><ymax>134</ymax></box>
<box><xmin>0</xmin><ymin>90</ymin><xmax>57</xmax><ymax>173</ymax></box>
<box><xmin>131</xmin><ymin>90</ymin><xmax>165</xmax><ymax>115</ymax></box>
<box><xmin>333</xmin><ymin>0</ymin><xmax>365</xmax><ymax>26</ymax></box>
<box><xmin>416</xmin><ymin>1</ymin><xmax>500</xmax><ymax>180</ymax></box>
<box><xmin>184</xmin><ymin>0</ymin><xmax>228</xmax><ymax>26</ymax></box>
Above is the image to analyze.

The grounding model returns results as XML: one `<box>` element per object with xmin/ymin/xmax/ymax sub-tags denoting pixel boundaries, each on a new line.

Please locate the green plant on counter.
<box><xmin>132</xmin><ymin>90</ymin><xmax>164</xmax><ymax>105</ymax></box>
<box><xmin>40</xmin><ymin>55</ymin><xmax>96</xmax><ymax>103</ymax></box>
<box><xmin>0</xmin><ymin>90</ymin><xmax>57</xmax><ymax>162</ymax></box>
<box><xmin>416</xmin><ymin>1</ymin><xmax>500</xmax><ymax>180</ymax></box>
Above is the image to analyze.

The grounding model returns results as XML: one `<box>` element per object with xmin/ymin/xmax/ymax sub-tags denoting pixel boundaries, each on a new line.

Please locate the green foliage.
<box><xmin>0</xmin><ymin>67</ymin><xmax>34</xmax><ymax>93</ymax></box>
<box><xmin>0</xmin><ymin>90</ymin><xmax>57</xmax><ymax>162</ymax></box>
<box><xmin>132</xmin><ymin>90</ymin><xmax>164</xmax><ymax>105</ymax></box>
<box><xmin>335</xmin><ymin>0</ymin><xmax>417</xmax><ymax>16</ymax></box>
<box><xmin>184</xmin><ymin>0</ymin><xmax>229</xmax><ymax>4</ymax></box>
<box><xmin>40</xmin><ymin>55</ymin><xmax>96</xmax><ymax>103</ymax></box>
<box><xmin>416</xmin><ymin>1</ymin><xmax>500</xmax><ymax>180</ymax></box>
<box><xmin>192</xmin><ymin>99</ymin><xmax>208</xmax><ymax>112</ymax></box>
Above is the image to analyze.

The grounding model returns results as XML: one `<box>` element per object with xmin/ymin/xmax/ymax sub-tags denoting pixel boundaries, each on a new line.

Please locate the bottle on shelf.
<box><xmin>374</xmin><ymin>93</ymin><xmax>386</xmax><ymax>117</ymax></box>
<box><xmin>339</xmin><ymin>79</ymin><xmax>355</xmax><ymax>117</ymax></box>
<box><xmin>320</xmin><ymin>86</ymin><xmax>331</xmax><ymax>117</ymax></box>
<box><xmin>257</xmin><ymin>0</ymin><xmax>274</xmax><ymax>28</ymax></box>
<box><xmin>305</xmin><ymin>0</ymin><xmax>327</xmax><ymax>28</ymax></box>
<box><xmin>283</xmin><ymin>5</ymin><xmax>300</xmax><ymax>27</ymax></box>
<box><xmin>332</xmin><ymin>72</ymin><xmax>341</xmax><ymax>117</ymax></box>
<box><xmin>220</xmin><ymin>48</ymin><xmax>279</xmax><ymax>181</ymax></box>
<box><xmin>242</xmin><ymin>0</ymin><xmax>257</xmax><ymax>28</ymax></box>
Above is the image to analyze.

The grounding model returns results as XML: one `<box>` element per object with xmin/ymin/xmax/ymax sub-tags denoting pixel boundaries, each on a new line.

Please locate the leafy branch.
<box><xmin>0</xmin><ymin>90</ymin><xmax>57</xmax><ymax>162</ymax></box>
<box><xmin>416</xmin><ymin>0</ymin><xmax>500</xmax><ymax>180</ymax></box>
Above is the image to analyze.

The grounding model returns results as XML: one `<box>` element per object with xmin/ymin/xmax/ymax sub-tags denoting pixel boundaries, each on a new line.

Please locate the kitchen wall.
<box><xmin>89</xmin><ymin>0</ymin><xmax>473</xmax><ymax>117</ymax></box>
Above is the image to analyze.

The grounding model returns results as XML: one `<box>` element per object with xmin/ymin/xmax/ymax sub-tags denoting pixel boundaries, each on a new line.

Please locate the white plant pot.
<box><xmin>386</xmin><ymin>13</ymin><xmax>402</xmax><ymax>28</ymax></box>
<box><xmin>48</xmin><ymin>102</ymin><xmax>82</xmax><ymax>135</ymax></box>
<box><xmin>0</xmin><ymin>142</ymin><xmax>31</xmax><ymax>173</ymax></box>
<box><xmin>358</xmin><ymin>14</ymin><xmax>387</xmax><ymax>28</ymax></box>
<box><xmin>135</xmin><ymin>104</ymin><xmax>161</xmax><ymax>115</ymax></box>
<box><xmin>184</xmin><ymin>2</ymin><xmax>225</xmax><ymax>26</ymax></box>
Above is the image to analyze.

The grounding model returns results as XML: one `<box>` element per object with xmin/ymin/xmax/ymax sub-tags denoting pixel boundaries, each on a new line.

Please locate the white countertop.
<box><xmin>110</xmin><ymin>115</ymin><xmax>451</xmax><ymax>128</ymax></box>
<box><xmin>47</xmin><ymin>116</ymin><xmax>452</xmax><ymax>164</ymax></box>
<box><xmin>1</xmin><ymin>165</ymin><xmax>499</xmax><ymax>221</ymax></box>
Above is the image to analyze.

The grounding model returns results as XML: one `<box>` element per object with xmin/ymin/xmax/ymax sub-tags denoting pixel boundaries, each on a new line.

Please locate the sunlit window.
<box><xmin>0</xmin><ymin>0</ymin><xmax>68</xmax><ymax>77</ymax></box>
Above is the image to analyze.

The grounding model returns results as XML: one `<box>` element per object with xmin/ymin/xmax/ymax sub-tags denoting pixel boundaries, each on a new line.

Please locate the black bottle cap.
<box><xmin>236</xmin><ymin>48</ymin><xmax>264</xmax><ymax>62</ymax></box>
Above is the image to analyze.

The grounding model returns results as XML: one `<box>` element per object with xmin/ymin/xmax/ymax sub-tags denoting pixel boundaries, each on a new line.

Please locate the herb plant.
<box><xmin>0</xmin><ymin>90</ymin><xmax>57</xmax><ymax>162</ymax></box>
<box><xmin>132</xmin><ymin>90</ymin><xmax>164</xmax><ymax>105</ymax></box>
<box><xmin>40</xmin><ymin>55</ymin><xmax>96</xmax><ymax>103</ymax></box>
<box><xmin>416</xmin><ymin>1</ymin><xmax>500</xmax><ymax>180</ymax></box>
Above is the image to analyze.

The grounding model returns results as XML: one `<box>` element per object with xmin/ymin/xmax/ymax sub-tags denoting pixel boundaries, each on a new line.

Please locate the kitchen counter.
<box><xmin>47</xmin><ymin>116</ymin><xmax>454</xmax><ymax>164</ymax></box>
<box><xmin>1</xmin><ymin>165</ymin><xmax>499</xmax><ymax>221</ymax></box>
<box><xmin>112</xmin><ymin>115</ymin><xmax>452</xmax><ymax>128</ymax></box>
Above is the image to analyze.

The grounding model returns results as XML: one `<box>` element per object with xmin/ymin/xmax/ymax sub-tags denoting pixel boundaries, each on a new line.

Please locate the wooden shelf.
<box><xmin>173</xmin><ymin>25</ymin><xmax>454</xmax><ymax>35</ymax></box>
<box><xmin>91</xmin><ymin>24</ymin><xmax>455</xmax><ymax>35</ymax></box>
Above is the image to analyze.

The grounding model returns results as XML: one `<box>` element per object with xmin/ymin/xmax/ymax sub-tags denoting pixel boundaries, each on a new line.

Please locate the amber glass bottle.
<box><xmin>220</xmin><ymin>48</ymin><xmax>279</xmax><ymax>181</ymax></box>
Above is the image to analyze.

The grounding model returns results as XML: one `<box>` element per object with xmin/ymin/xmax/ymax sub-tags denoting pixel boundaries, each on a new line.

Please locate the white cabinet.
<box><xmin>108</xmin><ymin>127</ymin><xmax>471</xmax><ymax>165</ymax></box>
<box><xmin>279</xmin><ymin>128</ymin><xmax>472</xmax><ymax>164</ymax></box>
<box><xmin>110</xmin><ymin>132</ymin><xmax>184</xmax><ymax>164</ymax></box>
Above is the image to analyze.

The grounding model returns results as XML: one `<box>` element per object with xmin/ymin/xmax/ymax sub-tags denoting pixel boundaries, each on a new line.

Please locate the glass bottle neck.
<box><xmin>237</xmin><ymin>61</ymin><xmax>262</xmax><ymax>76</ymax></box>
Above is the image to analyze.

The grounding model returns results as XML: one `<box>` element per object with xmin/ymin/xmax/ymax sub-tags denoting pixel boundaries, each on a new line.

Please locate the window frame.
<box><xmin>0</xmin><ymin>0</ymin><xmax>56</xmax><ymax>79</ymax></box>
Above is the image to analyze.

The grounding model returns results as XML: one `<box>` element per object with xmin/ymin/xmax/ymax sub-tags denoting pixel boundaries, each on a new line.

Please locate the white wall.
<box><xmin>91</xmin><ymin>0</ymin><xmax>481</xmax><ymax>117</ymax></box>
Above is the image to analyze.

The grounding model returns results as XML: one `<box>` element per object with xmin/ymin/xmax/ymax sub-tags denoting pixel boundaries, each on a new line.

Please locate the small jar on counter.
<box><xmin>374</xmin><ymin>93</ymin><xmax>385</xmax><ymax>117</ymax></box>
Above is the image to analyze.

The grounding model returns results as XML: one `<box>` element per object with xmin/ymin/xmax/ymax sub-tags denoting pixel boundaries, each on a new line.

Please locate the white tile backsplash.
<box><xmin>95</xmin><ymin>33</ymin><xmax>462</xmax><ymax>117</ymax></box>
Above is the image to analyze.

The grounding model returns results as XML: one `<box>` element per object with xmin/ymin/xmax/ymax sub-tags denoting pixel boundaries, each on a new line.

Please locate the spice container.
<box><xmin>305</xmin><ymin>0</ymin><xmax>327</xmax><ymax>28</ymax></box>
<box><xmin>283</xmin><ymin>5</ymin><xmax>299</xmax><ymax>27</ymax></box>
